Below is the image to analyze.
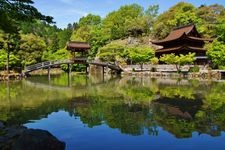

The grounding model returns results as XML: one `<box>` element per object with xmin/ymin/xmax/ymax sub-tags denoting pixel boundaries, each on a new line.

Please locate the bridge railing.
<box><xmin>24</xmin><ymin>59</ymin><xmax>122</xmax><ymax>73</ymax></box>
<box><xmin>25</xmin><ymin>59</ymin><xmax>72</xmax><ymax>72</ymax></box>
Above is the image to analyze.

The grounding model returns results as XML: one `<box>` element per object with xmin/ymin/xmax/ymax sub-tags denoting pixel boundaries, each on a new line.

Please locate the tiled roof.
<box><xmin>156</xmin><ymin>45</ymin><xmax>206</xmax><ymax>53</ymax></box>
<box><xmin>187</xmin><ymin>36</ymin><xmax>213</xmax><ymax>42</ymax></box>
<box><xmin>152</xmin><ymin>25</ymin><xmax>202</xmax><ymax>44</ymax></box>
<box><xmin>67</xmin><ymin>41</ymin><xmax>90</xmax><ymax>50</ymax></box>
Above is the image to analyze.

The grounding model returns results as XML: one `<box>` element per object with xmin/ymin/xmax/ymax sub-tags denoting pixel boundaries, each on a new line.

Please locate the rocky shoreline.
<box><xmin>0</xmin><ymin>121</ymin><xmax>65</xmax><ymax>150</ymax></box>
<box><xmin>122</xmin><ymin>70</ymin><xmax>223</xmax><ymax>80</ymax></box>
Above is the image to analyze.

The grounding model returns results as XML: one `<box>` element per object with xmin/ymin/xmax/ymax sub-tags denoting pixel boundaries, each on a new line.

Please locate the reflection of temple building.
<box><xmin>152</xmin><ymin>25</ymin><xmax>212</xmax><ymax>65</ymax></box>
<box><xmin>152</xmin><ymin>97</ymin><xmax>203</xmax><ymax>120</ymax></box>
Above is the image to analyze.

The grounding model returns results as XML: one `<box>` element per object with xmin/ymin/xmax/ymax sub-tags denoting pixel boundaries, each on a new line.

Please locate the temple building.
<box><xmin>151</xmin><ymin>25</ymin><xmax>212</xmax><ymax>65</ymax></box>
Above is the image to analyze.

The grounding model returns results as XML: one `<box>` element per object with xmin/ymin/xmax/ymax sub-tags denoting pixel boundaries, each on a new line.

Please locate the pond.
<box><xmin>1</xmin><ymin>74</ymin><xmax>225</xmax><ymax>150</ymax></box>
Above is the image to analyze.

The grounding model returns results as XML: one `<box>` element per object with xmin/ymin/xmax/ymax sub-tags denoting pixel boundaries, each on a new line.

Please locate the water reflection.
<box><xmin>1</xmin><ymin>75</ymin><xmax>225</xmax><ymax>140</ymax></box>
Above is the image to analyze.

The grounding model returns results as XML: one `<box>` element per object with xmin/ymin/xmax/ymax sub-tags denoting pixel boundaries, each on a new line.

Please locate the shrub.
<box><xmin>189</xmin><ymin>66</ymin><xmax>200</xmax><ymax>72</ymax></box>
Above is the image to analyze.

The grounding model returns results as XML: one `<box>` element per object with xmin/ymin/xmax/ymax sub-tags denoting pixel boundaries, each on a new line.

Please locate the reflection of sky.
<box><xmin>33</xmin><ymin>0</ymin><xmax>225</xmax><ymax>28</ymax></box>
<box><xmin>25</xmin><ymin>111</ymin><xmax>225</xmax><ymax>150</ymax></box>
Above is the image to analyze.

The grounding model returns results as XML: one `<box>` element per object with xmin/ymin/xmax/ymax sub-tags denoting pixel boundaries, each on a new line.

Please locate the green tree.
<box><xmin>0</xmin><ymin>0</ymin><xmax>53</xmax><ymax>75</ymax></box>
<box><xmin>71</xmin><ymin>14</ymin><xmax>101</xmax><ymax>42</ymax></box>
<box><xmin>20</xmin><ymin>21</ymin><xmax>60</xmax><ymax>52</ymax></box>
<box><xmin>97</xmin><ymin>43</ymin><xmax>126</xmax><ymax>62</ymax></box>
<box><xmin>102</xmin><ymin>4</ymin><xmax>144</xmax><ymax>39</ymax></box>
<box><xmin>145</xmin><ymin>5</ymin><xmax>159</xmax><ymax>33</ymax></box>
<box><xmin>58</xmin><ymin>24</ymin><xmax>73</xmax><ymax>49</ymax></box>
<box><xmin>78</xmin><ymin>14</ymin><xmax>101</xmax><ymax>27</ymax></box>
<box><xmin>150</xmin><ymin>57</ymin><xmax>159</xmax><ymax>65</ymax></box>
<box><xmin>18</xmin><ymin>34</ymin><xmax>46</xmax><ymax>66</ymax></box>
<box><xmin>0</xmin><ymin>0</ymin><xmax>53</xmax><ymax>33</ymax></box>
<box><xmin>89</xmin><ymin>26</ymin><xmax>110</xmax><ymax>58</ymax></box>
<box><xmin>205</xmin><ymin>16</ymin><xmax>225</xmax><ymax>69</ymax></box>
<box><xmin>196</xmin><ymin>4</ymin><xmax>225</xmax><ymax>37</ymax></box>
<box><xmin>124</xmin><ymin>45</ymin><xmax>155</xmax><ymax>70</ymax></box>
<box><xmin>160</xmin><ymin>53</ymin><xmax>196</xmax><ymax>72</ymax></box>
<box><xmin>0</xmin><ymin>50</ymin><xmax>20</xmax><ymax>70</ymax></box>
<box><xmin>0</xmin><ymin>33</ymin><xmax>20</xmax><ymax>73</ymax></box>
<box><xmin>216</xmin><ymin>19</ymin><xmax>225</xmax><ymax>42</ymax></box>
<box><xmin>153</xmin><ymin>2</ymin><xmax>200</xmax><ymax>39</ymax></box>
<box><xmin>206</xmin><ymin>40</ymin><xmax>225</xmax><ymax>69</ymax></box>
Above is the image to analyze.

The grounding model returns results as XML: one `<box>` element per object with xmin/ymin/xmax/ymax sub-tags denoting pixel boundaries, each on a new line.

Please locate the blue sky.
<box><xmin>33</xmin><ymin>0</ymin><xmax>225</xmax><ymax>29</ymax></box>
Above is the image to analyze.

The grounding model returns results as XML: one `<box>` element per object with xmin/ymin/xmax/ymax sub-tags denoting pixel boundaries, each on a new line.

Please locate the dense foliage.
<box><xmin>97</xmin><ymin>42</ymin><xmax>155</xmax><ymax>67</ymax></box>
<box><xmin>1</xmin><ymin>1</ymin><xmax>225</xmax><ymax>72</ymax></box>
<box><xmin>152</xmin><ymin>2</ymin><xmax>225</xmax><ymax>39</ymax></box>
<box><xmin>0</xmin><ymin>0</ymin><xmax>53</xmax><ymax>33</ymax></box>
<box><xmin>205</xmin><ymin>17</ymin><xmax>225</xmax><ymax>69</ymax></box>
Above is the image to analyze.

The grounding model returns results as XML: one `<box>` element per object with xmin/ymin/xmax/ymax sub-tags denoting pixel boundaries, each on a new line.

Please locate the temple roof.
<box><xmin>152</xmin><ymin>25</ymin><xmax>205</xmax><ymax>44</ymax></box>
<box><xmin>156</xmin><ymin>45</ymin><xmax>205</xmax><ymax>53</ymax></box>
<box><xmin>67</xmin><ymin>41</ymin><xmax>90</xmax><ymax>51</ymax></box>
<box><xmin>187</xmin><ymin>36</ymin><xmax>213</xmax><ymax>42</ymax></box>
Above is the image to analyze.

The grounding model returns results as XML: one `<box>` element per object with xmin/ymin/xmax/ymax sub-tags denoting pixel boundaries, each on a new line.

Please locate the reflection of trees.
<box><xmin>1</xmin><ymin>75</ymin><xmax>225</xmax><ymax>138</ymax></box>
<box><xmin>71</xmin><ymin>77</ymin><xmax>225</xmax><ymax>138</ymax></box>
<box><xmin>3</xmin><ymin>99</ymin><xmax>68</xmax><ymax>125</ymax></box>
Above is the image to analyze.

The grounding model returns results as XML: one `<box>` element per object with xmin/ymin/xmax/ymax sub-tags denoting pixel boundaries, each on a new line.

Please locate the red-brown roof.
<box><xmin>187</xmin><ymin>36</ymin><xmax>213</xmax><ymax>42</ymax></box>
<box><xmin>152</xmin><ymin>25</ymin><xmax>202</xmax><ymax>44</ymax></box>
<box><xmin>67</xmin><ymin>41</ymin><xmax>90</xmax><ymax>50</ymax></box>
<box><xmin>156</xmin><ymin>45</ymin><xmax>206</xmax><ymax>53</ymax></box>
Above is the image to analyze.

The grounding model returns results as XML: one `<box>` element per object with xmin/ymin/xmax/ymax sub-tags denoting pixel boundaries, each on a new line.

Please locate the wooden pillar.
<box><xmin>67</xmin><ymin>64</ymin><xmax>71</xmax><ymax>87</ymax></box>
<box><xmin>48</xmin><ymin>66</ymin><xmax>51</xmax><ymax>80</ymax></box>
<box><xmin>106</xmin><ymin>65</ymin><xmax>109</xmax><ymax>75</ymax></box>
<box><xmin>102</xmin><ymin>66</ymin><xmax>105</xmax><ymax>82</ymax></box>
<box><xmin>68</xmin><ymin>64</ymin><xmax>72</xmax><ymax>75</ymax></box>
<box><xmin>86</xmin><ymin>64</ymin><xmax>89</xmax><ymax>75</ymax></box>
<box><xmin>102</xmin><ymin>66</ymin><xmax>105</xmax><ymax>75</ymax></box>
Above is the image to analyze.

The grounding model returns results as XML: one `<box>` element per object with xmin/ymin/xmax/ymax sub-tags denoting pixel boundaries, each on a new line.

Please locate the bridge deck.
<box><xmin>23</xmin><ymin>59</ymin><xmax>122</xmax><ymax>75</ymax></box>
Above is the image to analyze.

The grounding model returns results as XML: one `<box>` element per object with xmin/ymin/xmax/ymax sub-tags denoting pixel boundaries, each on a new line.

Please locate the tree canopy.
<box><xmin>0</xmin><ymin>0</ymin><xmax>53</xmax><ymax>33</ymax></box>
<box><xmin>1</xmin><ymin>1</ymin><xmax>225</xmax><ymax>72</ymax></box>
<box><xmin>160</xmin><ymin>53</ymin><xmax>196</xmax><ymax>72</ymax></box>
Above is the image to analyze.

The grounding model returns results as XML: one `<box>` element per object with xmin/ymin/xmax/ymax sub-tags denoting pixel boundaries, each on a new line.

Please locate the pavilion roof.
<box><xmin>155</xmin><ymin>45</ymin><xmax>206</xmax><ymax>53</ymax></box>
<box><xmin>151</xmin><ymin>25</ymin><xmax>204</xmax><ymax>44</ymax></box>
<box><xmin>187</xmin><ymin>36</ymin><xmax>213</xmax><ymax>42</ymax></box>
<box><xmin>67</xmin><ymin>41</ymin><xmax>90</xmax><ymax>50</ymax></box>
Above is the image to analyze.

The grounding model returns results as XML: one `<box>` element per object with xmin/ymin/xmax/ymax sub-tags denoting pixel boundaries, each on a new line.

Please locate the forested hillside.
<box><xmin>1</xmin><ymin>1</ymin><xmax>225</xmax><ymax>71</ymax></box>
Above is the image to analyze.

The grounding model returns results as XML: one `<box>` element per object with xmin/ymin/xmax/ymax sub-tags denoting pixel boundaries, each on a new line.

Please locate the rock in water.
<box><xmin>11</xmin><ymin>129</ymin><xmax>65</xmax><ymax>150</ymax></box>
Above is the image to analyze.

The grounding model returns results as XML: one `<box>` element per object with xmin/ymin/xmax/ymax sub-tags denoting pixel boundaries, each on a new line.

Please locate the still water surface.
<box><xmin>1</xmin><ymin>74</ymin><xmax>225</xmax><ymax>150</ymax></box>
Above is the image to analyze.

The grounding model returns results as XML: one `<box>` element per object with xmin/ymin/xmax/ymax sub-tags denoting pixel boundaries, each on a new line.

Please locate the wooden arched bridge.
<box><xmin>23</xmin><ymin>59</ymin><xmax>123</xmax><ymax>75</ymax></box>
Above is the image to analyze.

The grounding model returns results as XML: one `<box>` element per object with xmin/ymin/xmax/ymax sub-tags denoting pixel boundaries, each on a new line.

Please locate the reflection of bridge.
<box><xmin>23</xmin><ymin>59</ymin><xmax>123</xmax><ymax>75</ymax></box>
<box><xmin>24</xmin><ymin>77</ymin><xmax>119</xmax><ymax>92</ymax></box>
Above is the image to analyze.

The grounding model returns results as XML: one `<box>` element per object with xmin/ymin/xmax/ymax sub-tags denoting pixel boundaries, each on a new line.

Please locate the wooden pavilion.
<box><xmin>151</xmin><ymin>25</ymin><xmax>212</xmax><ymax>65</ymax></box>
<box><xmin>66</xmin><ymin>41</ymin><xmax>90</xmax><ymax>64</ymax></box>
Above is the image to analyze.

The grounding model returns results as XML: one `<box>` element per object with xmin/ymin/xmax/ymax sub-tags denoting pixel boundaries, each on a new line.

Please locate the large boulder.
<box><xmin>11</xmin><ymin>129</ymin><xmax>65</xmax><ymax>150</ymax></box>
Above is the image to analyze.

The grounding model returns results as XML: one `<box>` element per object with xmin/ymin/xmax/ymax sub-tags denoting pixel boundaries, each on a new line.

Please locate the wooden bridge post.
<box><xmin>67</xmin><ymin>64</ymin><xmax>72</xmax><ymax>76</ymax></box>
<box><xmin>102</xmin><ymin>66</ymin><xmax>105</xmax><ymax>75</ymax></box>
<box><xmin>67</xmin><ymin>64</ymin><xmax>72</xmax><ymax>87</ymax></box>
<box><xmin>86</xmin><ymin>64</ymin><xmax>89</xmax><ymax>75</ymax></box>
<box><xmin>48</xmin><ymin>66</ymin><xmax>51</xmax><ymax>80</ymax></box>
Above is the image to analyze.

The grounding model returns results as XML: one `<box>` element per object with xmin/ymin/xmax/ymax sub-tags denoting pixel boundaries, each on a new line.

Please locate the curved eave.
<box><xmin>151</xmin><ymin>33</ymin><xmax>187</xmax><ymax>45</ymax></box>
<box><xmin>187</xmin><ymin>36</ymin><xmax>213</xmax><ymax>42</ymax></box>
<box><xmin>156</xmin><ymin>46</ymin><xmax>206</xmax><ymax>53</ymax></box>
<box><xmin>66</xmin><ymin>41</ymin><xmax>90</xmax><ymax>51</ymax></box>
